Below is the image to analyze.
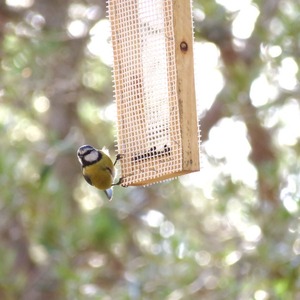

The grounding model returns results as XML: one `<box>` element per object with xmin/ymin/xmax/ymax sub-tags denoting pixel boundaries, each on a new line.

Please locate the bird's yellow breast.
<box><xmin>83</xmin><ymin>155</ymin><xmax>115</xmax><ymax>190</ymax></box>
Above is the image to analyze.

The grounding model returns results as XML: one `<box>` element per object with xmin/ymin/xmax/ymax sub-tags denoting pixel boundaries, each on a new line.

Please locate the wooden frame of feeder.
<box><xmin>108</xmin><ymin>0</ymin><xmax>200</xmax><ymax>186</ymax></box>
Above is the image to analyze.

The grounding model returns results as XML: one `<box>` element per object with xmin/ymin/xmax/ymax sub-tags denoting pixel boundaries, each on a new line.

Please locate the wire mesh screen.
<box><xmin>108</xmin><ymin>0</ymin><xmax>199</xmax><ymax>186</ymax></box>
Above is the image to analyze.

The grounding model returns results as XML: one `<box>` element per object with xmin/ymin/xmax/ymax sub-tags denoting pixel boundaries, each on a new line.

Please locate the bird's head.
<box><xmin>77</xmin><ymin>145</ymin><xmax>102</xmax><ymax>166</ymax></box>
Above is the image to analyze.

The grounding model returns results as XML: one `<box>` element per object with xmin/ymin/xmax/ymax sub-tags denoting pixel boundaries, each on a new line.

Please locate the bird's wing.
<box><xmin>83</xmin><ymin>174</ymin><xmax>93</xmax><ymax>186</ymax></box>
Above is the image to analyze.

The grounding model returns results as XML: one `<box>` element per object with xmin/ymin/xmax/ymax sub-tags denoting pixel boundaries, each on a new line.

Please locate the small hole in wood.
<box><xmin>180</xmin><ymin>41</ymin><xmax>188</xmax><ymax>52</ymax></box>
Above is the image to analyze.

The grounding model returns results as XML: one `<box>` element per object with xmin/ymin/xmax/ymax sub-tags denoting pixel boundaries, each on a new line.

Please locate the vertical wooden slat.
<box><xmin>173</xmin><ymin>0</ymin><xmax>200</xmax><ymax>172</ymax></box>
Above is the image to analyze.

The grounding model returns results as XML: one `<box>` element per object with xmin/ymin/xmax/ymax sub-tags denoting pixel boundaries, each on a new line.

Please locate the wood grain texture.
<box><xmin>173</xmin><ymin>0</ymin><xmax>200</xmax><ymax>173</ymax></box>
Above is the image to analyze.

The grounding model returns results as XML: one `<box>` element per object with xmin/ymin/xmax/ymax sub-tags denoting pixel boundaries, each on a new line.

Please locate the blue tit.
<box><xmin>77</xmin><ymin>145</ymin><xmax>122</xmax><ymax>200</ymax></box>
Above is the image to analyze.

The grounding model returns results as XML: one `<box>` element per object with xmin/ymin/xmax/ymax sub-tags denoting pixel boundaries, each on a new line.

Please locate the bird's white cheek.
<box><xmin>85</xmin><ymin>151</ymin><xmax>98</xmax><ymax>163</ymax></box>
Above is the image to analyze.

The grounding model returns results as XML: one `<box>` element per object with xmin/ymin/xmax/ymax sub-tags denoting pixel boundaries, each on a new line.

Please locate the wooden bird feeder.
<box><xmin>108</xmin><ymin>0</ymin><xmax>200</xmax><ymax>186</ymax></box>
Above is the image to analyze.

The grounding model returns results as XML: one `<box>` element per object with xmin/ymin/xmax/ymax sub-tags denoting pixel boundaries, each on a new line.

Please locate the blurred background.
<box><xmin>1</xmin><ymin>0</ymin><xmax>300</xmax><ymax>299</ymax></box>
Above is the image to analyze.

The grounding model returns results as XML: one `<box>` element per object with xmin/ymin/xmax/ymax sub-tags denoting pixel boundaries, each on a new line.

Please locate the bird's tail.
<box><xmin>104</xmin><ymin>188</ymin><xmax>113</xmax><ymax>201</ymax></box>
